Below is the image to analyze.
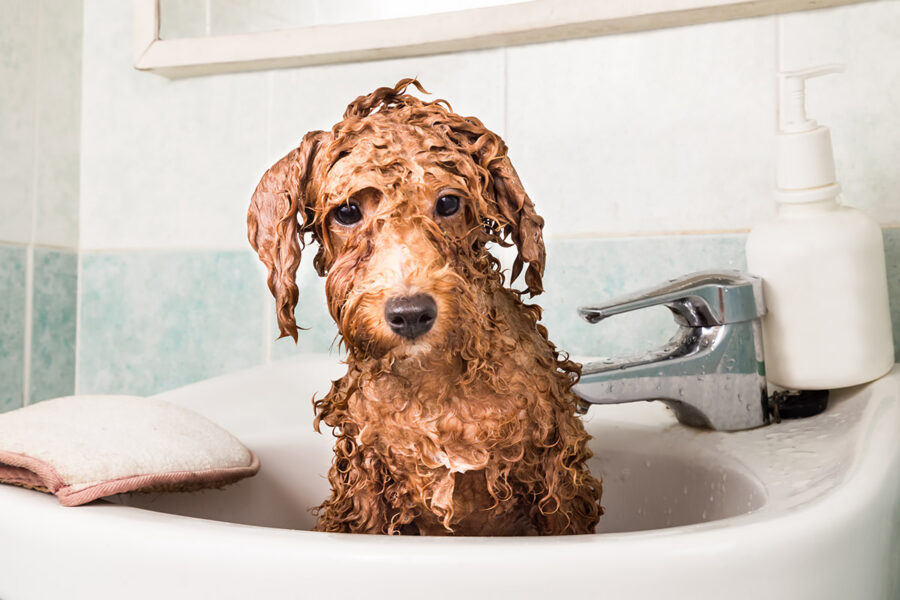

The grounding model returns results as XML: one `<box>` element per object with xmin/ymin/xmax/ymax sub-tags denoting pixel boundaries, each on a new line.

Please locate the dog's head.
<box><xmin>248</xmin><ymin>79</ymin><xmax>545</xmax><ymax>360</ymax></box>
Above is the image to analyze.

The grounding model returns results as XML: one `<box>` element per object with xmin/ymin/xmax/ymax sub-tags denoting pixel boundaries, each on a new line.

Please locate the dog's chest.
<box><xmin>352</xmin><ymin>377</ymin><xmax>531</xmax><ymax>474</ymax></box>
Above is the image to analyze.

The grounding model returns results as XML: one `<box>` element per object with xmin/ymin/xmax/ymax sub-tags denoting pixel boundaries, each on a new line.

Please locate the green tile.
<box><xmin>71</xmin><ymin>231</ymin><xmax>893</xmax><ymax>399</ymax></box>
<box><xmin>29</xmin><ymin>248</ymin><xmax>77</xmax><ymax>402</ymax></box>
<box><xmin>78</xmin><ymin>250</ymin><xmax>267</xmax><ymax>395</ymax></box>
<box><xmin>0</xmin><ymin>245</ymin><xmax>26</xmax><ymax>411</ymax></box>
<box><xmin>540</xmin><ymin>234</ymin><xmax>747</xmax><ymax>358</ymax></box>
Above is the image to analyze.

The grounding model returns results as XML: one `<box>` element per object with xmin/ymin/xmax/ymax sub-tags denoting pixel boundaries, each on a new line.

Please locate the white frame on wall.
<box><xmin>135</xmin><ymin>0</ymin><xmax>870</xmax><ymax>78</ymax></box>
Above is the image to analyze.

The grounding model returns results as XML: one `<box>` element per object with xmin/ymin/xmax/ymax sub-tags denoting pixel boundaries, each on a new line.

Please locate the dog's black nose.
<box><xmin>385</xmin><ymin>294</ymin><xmax>437</xmax><ymax>340</ymax></box>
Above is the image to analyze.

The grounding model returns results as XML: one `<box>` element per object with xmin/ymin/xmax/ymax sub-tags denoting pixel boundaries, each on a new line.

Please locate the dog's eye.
<box><xmin>333</xmin><ymin>203</ymin><xmax>363</xmax><ymax>226</ymax></box>
<box><xmin>435</xmin><ymin>195</ymin><xmax>460</xmax><ymax>217</ymax></box>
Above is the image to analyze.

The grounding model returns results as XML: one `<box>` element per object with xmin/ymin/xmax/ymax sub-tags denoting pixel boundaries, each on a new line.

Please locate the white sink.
<box><xmin>0</xmin><ymin>354</ymin><xmax>897</xmax><ymax>600</ymax></box>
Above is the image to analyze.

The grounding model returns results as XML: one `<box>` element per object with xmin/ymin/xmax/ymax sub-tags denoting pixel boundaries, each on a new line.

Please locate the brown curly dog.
<box><xmin>248</xmin><ymin>78</ymin><xmax>602</xmax><ymax>535</ymax></box>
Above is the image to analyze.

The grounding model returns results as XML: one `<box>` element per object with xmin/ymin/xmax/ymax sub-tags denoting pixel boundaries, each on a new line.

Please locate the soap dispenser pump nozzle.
<box><xmin>775</xmin><ymin>64</ymin><xmax>845</xmax><ymax>199</ymax></box>
<box><xmin>779</xmin><ymin>64</ymin><xmax>844</xmax><ymax>133</ymax></box>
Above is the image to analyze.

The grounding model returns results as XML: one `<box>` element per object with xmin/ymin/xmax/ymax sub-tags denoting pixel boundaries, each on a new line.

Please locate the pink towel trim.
<box><xmin>0</xmin><ymin>449</ymin><xmax>260</xmax><ymax>506</ymax></box>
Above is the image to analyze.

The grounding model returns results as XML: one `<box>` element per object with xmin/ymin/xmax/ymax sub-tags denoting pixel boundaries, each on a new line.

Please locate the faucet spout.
<box><xmin>573</xmin><ymin>271</ymin><xmax>769</xmax><ymax>431</ymax></box>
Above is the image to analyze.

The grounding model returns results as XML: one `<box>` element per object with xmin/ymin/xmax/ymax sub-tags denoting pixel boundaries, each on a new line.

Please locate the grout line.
<box><xmin>775</xmin><ymin>14</ymin><xmax>784</xmax><ymax>131</ymax></box>
<box><xmin>29</xmin><ymin>0</ymin><xmax>42</xmax><ymax>248</ymax></box>
<box><xmin>77</xmin><ymin>246</ymin><xmax>256</xmax><ymax>255</ymax></box>
<box><xmin>266</xmin><ymin>71</ymin><xmax>274</xmax><ymax>155</ymax></box>
<box><xmin>23</xmin><ymin>0</ymin><xmax>43</xmax><ymax>407</ymax></box>
<box><xmin>73</xmin><ymin>0</ymin><xmax>84</xmax><ymax>396</ymax></box>
<box><xmin>262</xmin><ymin>70</ymin><xmax>275</xmax><ymax>364</ymax></box>
<box><xmin>8</xmin><ymin>222</ymin><xmax>899</xmax><ymax>256</ymax></box>
<box><xmin>547</xmin><ymin>228</ymin><xmax>752</xmax><ymax>240</ymax></box>
<box><xmin>73</xmin><ymin>251</ymin><xmax>82</xmax><ymax>394</ymax></box>
<box><xmin>0</xmin><ymin>241</ymin><xmax>79</xmax><ymax>251</ymax></box>
<box><xmin>262</xmin><ymin>291</ymin><xmax>273</xmax><ymax>364</ymax></box>
<box><xmin>502</xmin><ymin>46</ymin><xmax>509</xmax><ymax>140</ymax></box>
<box><xmin>22</xmin><ymin>222</ymin><xmax>900</xmax><ymax>256</ymax></box>
<box><xmin>75</xmin><ymin>0</ymin><xmax>91</xmax><ymax>399</ymax></box>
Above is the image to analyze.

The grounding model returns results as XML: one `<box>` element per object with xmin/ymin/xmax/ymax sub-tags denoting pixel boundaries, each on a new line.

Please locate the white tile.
<box><xmin>779</xmin><ymin>1</ymin><xmax>900</xmax><ymax>225</ymax></box>
<box><xmin>33</xmin><ymin>0</ymin><xmax>82</xmax><ymax>249</ymax></box>
<box><xmin>0</xmin><ymin>0</ymin><xmax>37</xmax><ymax>245</ymax></box>
<box><xmin>268</xmin><ymin>48</ymin><xmax>506</xmax><ymax>158</ymax></box>
<box><xmin>80</xmin><ymin>0</ymin><xmax>271</xmax><ymax>250</ymax></box>
<box><xmin>506</xmin><ymin>16</ymin><xmax>778</xmax><ymax>239</ymax></box>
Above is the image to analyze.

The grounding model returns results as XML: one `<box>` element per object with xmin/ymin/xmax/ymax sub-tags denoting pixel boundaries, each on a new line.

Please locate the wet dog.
<box><xmin>248</xmin><ymin>79</ymin><xmax>602</xmax><ymax>535</ymax></box>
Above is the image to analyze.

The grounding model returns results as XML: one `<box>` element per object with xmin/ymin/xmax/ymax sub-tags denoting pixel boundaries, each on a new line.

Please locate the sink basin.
<box><xmin>100</xmin><ymin>377</ymin><xmax>769</xmax><ymax>535</ymax></box>
<box><xmin>0</xmin><ymin>354</ymin><xmax>897</xmax><ymax>599</ymax></box>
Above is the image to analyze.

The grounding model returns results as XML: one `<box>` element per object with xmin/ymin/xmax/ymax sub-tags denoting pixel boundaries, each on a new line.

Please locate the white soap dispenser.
<box><xmin>746</xmin><ymin>64</ymin><xmax>894</xmax><ymax>390</ymax></box>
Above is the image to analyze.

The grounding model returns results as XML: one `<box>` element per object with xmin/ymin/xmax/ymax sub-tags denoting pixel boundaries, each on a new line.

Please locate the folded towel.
<box><xmin>0</xmin><ymin>395</ymin><xmax>259</xmax><ymax>506</ymax></box>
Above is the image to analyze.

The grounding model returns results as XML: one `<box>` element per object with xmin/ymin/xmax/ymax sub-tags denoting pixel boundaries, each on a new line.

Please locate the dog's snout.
<box><xmin>385</xmin><ymin>294</ymin><xmax>437</xmax><ymax>340</ymax></box>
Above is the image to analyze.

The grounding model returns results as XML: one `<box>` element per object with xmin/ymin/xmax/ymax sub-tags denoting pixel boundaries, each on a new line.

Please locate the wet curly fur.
<box><xmin>248</xmin><ymin>79</ymin><xmax>602</xmax><ymax>535</ymax></box>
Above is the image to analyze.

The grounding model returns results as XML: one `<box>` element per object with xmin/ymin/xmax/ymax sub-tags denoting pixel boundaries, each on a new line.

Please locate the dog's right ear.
<box><xmin>247</xmin><ymin>130</ymin><xmax>327</xmax><ymax>342</ymax></box>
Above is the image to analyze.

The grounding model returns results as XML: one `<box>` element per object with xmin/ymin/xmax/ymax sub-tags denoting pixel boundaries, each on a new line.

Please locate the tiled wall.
<box><xmin>4</xmin><ymin>0</ymin><xmax>898</xmax><ymax>403</ymax></box>
<box><xmin>79</xmin><ymin>0</ymin><xmax>900</xmax><ymax>397</ymax></box>
<box><xmin>0</xmin><ymin>0</ymin><xmax>81</xmax><ymax>410</ymax></box>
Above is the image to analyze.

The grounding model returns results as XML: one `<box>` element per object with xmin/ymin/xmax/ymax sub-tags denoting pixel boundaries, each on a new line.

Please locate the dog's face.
<box><xmin>319</xmin><ymin>133</ymin><xmax>478</xmax><ymax>356</ymax></box>
<box><xmin>315</xmin><ymin>122</ymin><xmax>496</xmax><ymax>360</ymax></box>
<box><xmin>248</xmin><ymin>79</ymin><xmax>546</xmax><ymax>361</ymax></box>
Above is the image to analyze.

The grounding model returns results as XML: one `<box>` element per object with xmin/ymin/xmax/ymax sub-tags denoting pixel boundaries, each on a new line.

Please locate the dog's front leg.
<box><xmin>313</xmin><ymin>434</ymin><xmax>396</xmax><ymax>534</ymax></box>
<box><xmin>526</xmin><ymin>437</ymin><xmax>603</xmax><ymax>535</ymax></box>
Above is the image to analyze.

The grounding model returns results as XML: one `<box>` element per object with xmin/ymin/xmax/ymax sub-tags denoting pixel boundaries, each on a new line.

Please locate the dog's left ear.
<box><xmin>488</xmin><ymin>154</ymin><xmax>546</xmax><ymax>297</ymax></box>
<box><xmin>247</xmin><ymin>130</ymin><xmax>327</xmax><ymax>341</ymax></box>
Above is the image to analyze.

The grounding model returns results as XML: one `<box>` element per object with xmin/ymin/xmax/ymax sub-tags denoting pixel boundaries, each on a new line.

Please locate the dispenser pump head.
<box><xmin>775</xmin><ymin>64</ymin><xmax>844</xmax><ymax>202</ymax></box>
<box><xmin>779</xmin><ymin>64</ymin><xmax>844</xmax><ymax>133</ymax></box>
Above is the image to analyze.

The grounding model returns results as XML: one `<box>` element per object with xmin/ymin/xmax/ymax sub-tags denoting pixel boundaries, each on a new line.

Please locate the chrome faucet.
<box><xmin>573</xmin><ymin>271</ymin><xmax>769</xmax><ymax>431</ymax></box>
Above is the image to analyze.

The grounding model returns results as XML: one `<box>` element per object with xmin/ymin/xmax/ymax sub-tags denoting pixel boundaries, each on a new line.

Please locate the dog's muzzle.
<box><xmin>385</xmin><ymin>294</ymin><xmax>437</xmax><ymax>340</ymax></box>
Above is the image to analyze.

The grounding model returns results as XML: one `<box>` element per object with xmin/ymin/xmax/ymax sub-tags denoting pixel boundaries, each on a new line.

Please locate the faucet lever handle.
<box><xmin>577</xmin><ymin>270</ymin><xmax>766</xmax><ymax>327</ymax></box>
